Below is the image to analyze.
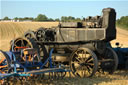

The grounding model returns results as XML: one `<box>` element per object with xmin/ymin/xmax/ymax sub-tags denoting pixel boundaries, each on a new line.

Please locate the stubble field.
<box><xmin>0</xmin><ymin>22</ymin><xmax>128</xmax><ymax>85</ymax></box>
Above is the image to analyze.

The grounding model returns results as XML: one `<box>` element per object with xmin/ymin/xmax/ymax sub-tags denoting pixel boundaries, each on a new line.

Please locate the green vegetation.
<box><xmin>116</xmin><ymin>16</ymin><xmax>128</xmax><ymax>30</ymax></box>
<box><xmin>35</xmin><ymin>14</ymin><xmax>48</xmax><ymax>21</ymax></box>
<box><xmin>2</xmin><ymin>14</ymin><xmax>82</xmax><ymax>22</ymax></box>
<box><xmin>3</xmin><ymin>16</ymin><xmax>11</xmax><ymax>20</ymax></box>
<box><xmin>14</xmin><ymin>17</ymin><xmax>34</xmax><ymax>21</ymax></box>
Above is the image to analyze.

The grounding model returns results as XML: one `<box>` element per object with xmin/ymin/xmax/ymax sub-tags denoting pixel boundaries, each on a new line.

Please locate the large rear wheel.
<box><xmin>98</xmin><ymin>47</ymin><xmax>118</xmax><ymax>74</ymax></box>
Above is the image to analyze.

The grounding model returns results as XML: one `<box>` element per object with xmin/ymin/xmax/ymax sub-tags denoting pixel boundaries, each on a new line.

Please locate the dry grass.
<box><xmin>0</xmin><ymin>22</ymin><xmax>128</xmax><ymax>85</ymax></box>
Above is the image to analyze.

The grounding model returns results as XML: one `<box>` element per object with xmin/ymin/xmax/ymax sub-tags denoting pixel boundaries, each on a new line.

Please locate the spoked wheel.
<box><xmin>10</xmin><ymin>37</ymin><xmax>40</xmax><ymax>62</ymax></box>
<box><xmin>36</xmin><ymin>27</ymin><xmax>46</xmax><ymax>42</ymax></box>
<box><xmin>70</xmin><ymin>48</ymin><xmax>98</xmax><ymax>77</ymax></box>
<box><xmin>0</xmin><ymin>50</ymin><xmax>11</xmax><ymax>84</ymax></box>
<box><xmin>99</xmin><ymin>47</ymin><xmax>118</xmax><ymax>74</ymax></box>
<box><xmin>10</xmin><ymin>37</ymin><xmax>38</xmax><ymax>52</ymax></box>
<box><xmin>24</xmin><ymin>30</ymin><xmax>36</xmax><ymax>40</ymax></box>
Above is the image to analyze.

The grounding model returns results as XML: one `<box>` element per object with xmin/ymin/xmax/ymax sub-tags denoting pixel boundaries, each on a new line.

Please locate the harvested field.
<box><xmin>111</xmin><ymin>28</ymin><xmax>128</xmax><ymax>47</ymax></box>
<box><xmin>0</xmin><ymin>22</ymin><xmax>128</xmax><ymax>85</ymax></box>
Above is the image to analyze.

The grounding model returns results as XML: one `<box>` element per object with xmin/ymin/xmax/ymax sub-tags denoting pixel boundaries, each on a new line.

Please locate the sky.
<box><xmin>0</xmin><ymin>0</ymin><xmax>128</xmax><ymax>19</ymax></box>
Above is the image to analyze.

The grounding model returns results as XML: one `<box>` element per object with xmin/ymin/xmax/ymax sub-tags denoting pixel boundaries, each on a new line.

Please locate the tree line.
<box><xmin>2</xmin><ymin>14</ymin><xmax>82</xmax><ymax>22</ymax></box>
<box><xmin>116</xmin><ymin>16</ymin><xmax>128</xmax><ymax>30</ymax></box>
<box><xmin>2</xmin><ymin>14</ymin><xmax>128</xmax><ymax>30</ymax></box>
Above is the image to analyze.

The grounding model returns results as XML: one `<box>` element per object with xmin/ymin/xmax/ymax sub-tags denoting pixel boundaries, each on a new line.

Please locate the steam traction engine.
<box><xmin>10</xmin><ymin>8</ymin><xmax>118</xmax><ymax>77</ymax></box>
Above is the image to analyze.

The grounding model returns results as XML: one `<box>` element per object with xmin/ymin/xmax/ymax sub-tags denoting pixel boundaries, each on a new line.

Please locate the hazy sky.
<box><xmin>0</xmin><ymin>0</ymin><xmax>128</xmax><ymax>19</ymax></box>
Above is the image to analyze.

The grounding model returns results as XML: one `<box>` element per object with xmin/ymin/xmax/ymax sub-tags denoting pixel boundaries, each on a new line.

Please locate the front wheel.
<box><xmin>70</xmin><ymin>48</ymin><xmax>98</xmax><ymax>77</ymax></box>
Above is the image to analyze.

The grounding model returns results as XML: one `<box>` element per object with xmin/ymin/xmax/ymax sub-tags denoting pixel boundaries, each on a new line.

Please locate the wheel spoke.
<box><xmin>14</xmin><ymin>44</ymin><xmax>18</xmax><ymax>47</ymax></box>
<box><xmin>21</xmin><ymin>40</ymin><xmax>25</xmax><ymax>47</ymax></box>
<box><xmin>0</xmin><ymin>58</ymin><xmax>5</xmax><ymax>64</ymax></box>
<box><xmin>0</xmin><ymin>65</ymin><xmax>8</xmax><ymax>69</ymax></box>
<box><xmin>87</xmin><ymin>58</ymin><xmax>93</xmax><ymax>63</ymax></box>
<box><xmin>26</xmin><ymin>43</ymin><xmax>31</xmax><ymax>47</ymax></box>
<box><xmin>85</xmin><ymin>56</ymin><xmax>92</xmax><ymax>63</ymax></box>
<box><xmin>87</xmin><ymin>63</ymin><xmax>94</xmax><ymax>66</ymax></box>
<box><xmin>75</xmin><ymin>57</ymin><xmax>83</xmax><ymax>63</ymax></box>
<box><xmin>86</xmin><ymin>66</ymin><xmax>91</xmax><ymax>74</ymax></box>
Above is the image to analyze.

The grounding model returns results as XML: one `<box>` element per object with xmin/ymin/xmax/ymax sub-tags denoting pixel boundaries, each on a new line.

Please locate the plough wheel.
<box><xmin>70</xmin><ymin>48</ymin><xmax>98</xmax><ymax>77</ymax></box>
<box><xmin>99</xmin><ymin>47</ymin><xmax>118</xmax><ymax>74</ymax></box>
<box><xmin>24</xmin><ymin>30</ymin><xmax>36</xmax><ymax>40</ymax></box>
<box><xmin>0</xmin><ymin>50</ymin><xmax>10</xmax><ymax>83</ymax></box>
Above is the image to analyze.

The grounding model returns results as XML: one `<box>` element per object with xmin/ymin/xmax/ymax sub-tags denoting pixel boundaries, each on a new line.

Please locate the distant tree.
<box><xmin>35</xmin><ymin>14</ymin><xmax>48</xmax><ymax>21</ymax></box>
<box><xmin>29</xmin><ymin>17</ymin><xmax>34</xmax><ymax>20</ymax></box>
<box><xmin>24</xmin><ymin>17</ymin><xmax>29</xmax><ymax>20</ymax></box>
<box><xmin>14</xmin><ymin>17</ymin><xmax>34</xmax><ymax>21</ymax></box>
<box><xmin>68</xmin><ymin>16</ymin><xmax>75</xmax><ymax>21</ymax></box>
<box><xmin>3</xmin><ymin>16</ymin><xmax>11</xmax><ymax>20</ymax></box>
<box><xmin>116</xmin><ymin>16</ymin><xmax>128</xmax><ymax>30</ymax></box>
<box><xmin>48</xmin><ymin>18</ymin><xmax>54</xmax><ymax>21</ymax></box>
<box><xmin>55</xmin><ymin>18</ymin><xmax>60</xmax><ymax>21</ymax></box>
<box><xmin>23</xmin><ymin>17</ymin><xmax>34</xmax><ymax>20</ymax></box>
<box><xmin>61</xmin><ymin>16</ymin><xmax>68</xmax><ymax>22</ymax></box>
<box><xmin>75</xmin><ymin>18</ymin><xmax>82</xmax><ymax>22</ymax></box>
<box><xmin>14</xmin><ymin>17</ymin><xmax>19</xmax><ymax>20</ymax></box>
<box><xmin>61</xmin><ymin>16</ymin><xmax>81</xmax><ymax>22</ymax></box>
<box><xmin>18</xmin><ymin>18</ymin><xmax>23</xmax><ymax>21</ymax></box>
